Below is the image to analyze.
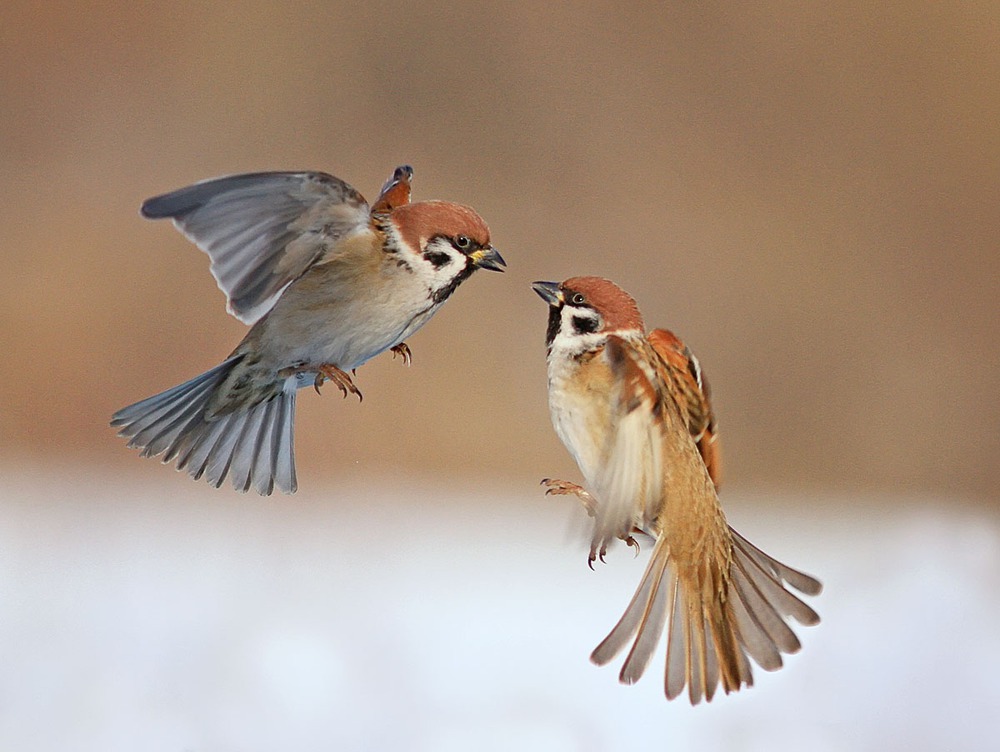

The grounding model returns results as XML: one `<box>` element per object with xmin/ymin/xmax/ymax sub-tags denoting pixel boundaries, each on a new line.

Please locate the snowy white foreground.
<box><xmin>1</xmin><ymin>468</ymin><xmax>998</xmax><ymax>751</ymax></box>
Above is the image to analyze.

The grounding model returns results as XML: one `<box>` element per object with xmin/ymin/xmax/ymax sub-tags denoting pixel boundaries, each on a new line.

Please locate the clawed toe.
<box><xmin>390</xmin><ymin>342</ymin><xmax>412</xmax><ymax>366</ymax></box>
<box><xmin>314</xmin><ymin>365</ymin><xmax>363</xmax><ymax>401</ymax></box>
<box><xmin>587</xmin><ymin>543</ymin><xmax>610</xmax><ymax>570</ymax></box>
<box><xmin>624</xmin><ymin>534</ymin><xmax>641</xmax><ymax>556</ymax></box>
<box><xmin>544</xmin><ymin>479</ymin><xmax>641</xmax><ymax>566</ymax></box>
<box><xmin>541</xmin><ymin>478</ymin><xmax>582</xmax><ymax>496</ymax></box>
<box><xmin>541</xmin><ymin>478</ymin><xmax>598</xmax><ymax>517</ymax></box>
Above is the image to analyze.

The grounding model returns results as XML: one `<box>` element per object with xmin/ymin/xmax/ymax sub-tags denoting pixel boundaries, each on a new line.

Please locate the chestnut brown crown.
<box><xmin>561</xmin><ymin>276</ymin><xmax>645</xmax><ymax>333</ymax></box>
<box><xmin>392</xmin><ymin>200</ymin><xmax>491</xmax><ymax>251</ymax></box>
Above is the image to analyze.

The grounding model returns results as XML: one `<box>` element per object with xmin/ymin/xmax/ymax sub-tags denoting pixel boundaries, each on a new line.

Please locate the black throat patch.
<box><xmin>545</xmin><ymin>305</ymin><xmax>562</xmax><ymax>349</ymax></box>
<box><xmin>431</xmin><ymin>258</ymin><xmax>475</xmax><ymax>304</ymax></box>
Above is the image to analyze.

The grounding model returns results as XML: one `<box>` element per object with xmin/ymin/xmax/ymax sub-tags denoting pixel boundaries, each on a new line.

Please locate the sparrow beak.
<box><xmin>531</xmin><ymin>280</ymin><xmax>563</xmax><ymax>306</ymax></box>
<box><xmin>471</xmin><ymin>245</ymin><xmax>506</xmax><ymax>272</ymax></box>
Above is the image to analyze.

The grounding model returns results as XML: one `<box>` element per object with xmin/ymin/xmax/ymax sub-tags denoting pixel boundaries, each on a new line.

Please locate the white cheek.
<box><xmin>549</xmin><ymin>331</ymin><xmax>605</xmax><ymax>360</ymax></box>
<box><xmin>548</xmin><ymin>307</ymin><xmax>604</xmax><ymax>357</ymax></box>
<box><xmin>419</xmin><ymin>241</ymin><xmax>465</xmax><ymax>289</ymax></box>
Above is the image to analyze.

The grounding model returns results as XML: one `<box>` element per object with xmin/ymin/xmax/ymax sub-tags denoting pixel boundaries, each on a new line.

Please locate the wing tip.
<box><xmin>140</xmin><ymin>193</ymin><xmax>182</xmax><ymax>220</ymax></box>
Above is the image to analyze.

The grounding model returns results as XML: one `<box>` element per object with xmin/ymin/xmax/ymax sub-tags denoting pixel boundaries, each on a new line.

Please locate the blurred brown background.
<box><xmin>1</xmin><ymin>1</ymin><xmax>997</xmax><ymax>503</ymax></box>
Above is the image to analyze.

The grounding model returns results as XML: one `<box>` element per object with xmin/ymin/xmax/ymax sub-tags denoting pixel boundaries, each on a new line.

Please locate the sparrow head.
<box><xmin>387</xmin><ymin>200</ymin><xmax>505</xmax><ymax>301</ymax></box>
<box><xmin>532</xmin><ymin>276</ymin><xmax>644</xmax><ymax>352</ymax></box>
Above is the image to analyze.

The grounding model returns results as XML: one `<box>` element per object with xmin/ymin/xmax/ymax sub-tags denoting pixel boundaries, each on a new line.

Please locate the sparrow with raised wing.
<box><xmin>532</xmin><ymin>276</ymin><xmax>820</xmax><ymax>704</ymax></box>
<box><xmin>112</xmin><ymin>166</ymin><xmax>505</xmax><ymax>495</ymax></box>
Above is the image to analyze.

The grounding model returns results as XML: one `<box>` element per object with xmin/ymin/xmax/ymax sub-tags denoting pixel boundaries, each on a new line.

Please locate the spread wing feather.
<box><xmin>587</xmin><ymin>334</ymin><xmax>820</xmax><ymax>703</ymax></box>
<box><xmin>141</xmin><ymin>171</ymin><xmax>371</xmax><ymax>324</ymax></box>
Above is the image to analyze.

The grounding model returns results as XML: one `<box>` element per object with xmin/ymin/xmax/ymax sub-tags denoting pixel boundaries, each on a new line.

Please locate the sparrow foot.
<box><xmin>543</xmin><ymin>479</ymin><xmax>641</xmax><ymax>563</ymax></box>
<box><xmin>587</xmin><ymin>536</ymin><xmax>639</xmax><ymax>569</ymax></box>
<box><xmin>390</xmin><ymin>342</ymin><xmax>412</xmax><ymax>366</ymax></box>
<box><xmin>588</xmin><ymin>543</ymin><xmax>610</xmax><ymax>571</ymax></box>
<box><xmin>314</xmin><ymin>365</ymin><xmax>363</xmax><ymax>401</ymax></box>
<box><xmin>541</xmin><ymin>478</ymin><xmax>597</xmax><ymax>517</ymax></box>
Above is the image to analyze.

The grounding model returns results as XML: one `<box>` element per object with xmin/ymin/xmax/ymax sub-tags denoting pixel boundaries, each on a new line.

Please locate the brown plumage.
<box><xmin>111</xmin><ymin>165</ymin><xmax>505</xmax><ymax>494</ymax></box>
<box><xmin>533</xmin><ymin>276</ymin><xmax>820</xmax><ymax>703</ymax></box>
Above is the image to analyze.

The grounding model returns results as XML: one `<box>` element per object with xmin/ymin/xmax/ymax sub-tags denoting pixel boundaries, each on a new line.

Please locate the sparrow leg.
<box><xmin>540</xmin><ymin>478</ymin><xmax>598</xmax><ymax>517</ymax></box>
<box><xmin>390</xmin><ymin>342</ymin><xmax>412</xmax><ymax>366</ymax></box>
<box><xmin>542</xmin><ymin>479</ymin><xmax>643</xmax><ymax>561</ymax></box>
<box><xmin>314</xmin><ymin>365</ymin><xmax>364</xmax><ymax>402</ymax></box>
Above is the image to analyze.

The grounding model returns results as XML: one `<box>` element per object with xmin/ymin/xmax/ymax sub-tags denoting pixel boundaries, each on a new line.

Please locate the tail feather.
<box><xmin>230</xmin><ymin>394</ymin><xmax>284</xmax><ymax>495</ymax></box>
<box><xmin>247</xmin><ymin>397</ymin><xmax>278</xmax><ymax>495</ymax></box>
<box><xmin>135</xmin><ymin>377</ymin><xmax>219</xmax><ymax>459</ymax></box>
<box><xmin>688</xmin><ymin>595</ymin><xmax>707</xmax><ymax>704</ymax></box>
<box><xmin>664</xmin><ymin>576</ymin><xmax>687</xmax><ymax>699</ymax></box>
<box><xmin>273</xmin><ymin>395</ymin><xmax>296</xmax><ymax>493</ymax></box>
<box><xmin>618</xmin><ymin>547</ymin><xmax>673</xmax><ymax>684</ymax></box>
<box><xmin>701</xmin><ymin>620</ymin><xmax>720</xmax><ymax>702</ymax></box>
<box><xmin>228</xmin><ymin>398</ymin><xmax>267</xmax><ymax>493</ymax></box>
<box><xmin>728</xmin><ymin>571</ymin><xmax>784</xmax><ymax>670</ymax></box>
<box><xmin>591</xmin><ymin>541</ymin><xmax>664</xmax><ymax>668</ymax></box>
<box><xmin>111</xmin><ymin>357</ymin><xmax>298</xmax><ymax>494</ymax></box>
<box><xmin>175</xmin><ymin>412</ymin><xmax>230</xmax><ymax>480</ymax></box>
<box><xmin>121</xmin><ymin>374</ymin><xmax>214</xmax><ymax>453</ymax></box>
<box><xmin>730</xmin><ymin>555</ymin><xmax>803</xmax><ymax>654</ymax></box>
<box><xmin>203</xmin><ymin>412</ymin><xmax>246</xmax><ymax>489</ymax></box>
<box><xmin>590</xmin><ymin>529</ymin><xmax>819</xmax><ymax>704</ymax></box>
<box><xmin>731</xmin><ymin>528</ymin><xmax>823</xmax><ymax>599</ymax></box>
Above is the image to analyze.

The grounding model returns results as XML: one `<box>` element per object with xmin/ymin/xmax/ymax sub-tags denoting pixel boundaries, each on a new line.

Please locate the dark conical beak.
<box><xmin>531</xmin><ymin>280</ymin><xmax>563</xmax><ymax>306</ymax></box>
<box><xmin>471</xmin><ymin>245</ymin><xmax>506</xmax><ymax>272</ymax></box>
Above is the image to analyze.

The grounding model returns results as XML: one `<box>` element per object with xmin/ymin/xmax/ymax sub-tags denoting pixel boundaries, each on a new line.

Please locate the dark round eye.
<box><xmin>570</xmin><ymin>292</ymin><xmax>586</xmax><ymax>305</ymax></box>
<box><xmin>454</xmin><ymin>235</ymin><xmax>471</xmax><ymax>250</ymax></box>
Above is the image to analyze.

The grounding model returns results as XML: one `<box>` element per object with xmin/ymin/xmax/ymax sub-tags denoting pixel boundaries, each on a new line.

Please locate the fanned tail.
<box><xmin>111</xmin><ymin>356</ymin><xmax>297</xmax><ymax>494</ymax></box>
<box><xmin>590</xmin><ymin>531</ymin><xmax>820</xmax><ymax>704</ymax></box>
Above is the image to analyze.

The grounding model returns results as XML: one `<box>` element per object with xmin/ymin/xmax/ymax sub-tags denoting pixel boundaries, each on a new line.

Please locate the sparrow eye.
<box><xmin>454</xmin><ymin>235</ymin><xmax>471</xmax><ymax>250</ymax></box>
<box><xmin>570</xmin><ymin>292</ymin><xmax>586</xmax><ymax>305</ymax></box>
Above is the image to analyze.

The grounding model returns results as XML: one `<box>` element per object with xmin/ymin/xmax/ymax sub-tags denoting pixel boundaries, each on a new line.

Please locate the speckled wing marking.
<box><xmin>648</xmin><ymin>328</ymin><xmax>722</xmax><ymax>488</ymax></box>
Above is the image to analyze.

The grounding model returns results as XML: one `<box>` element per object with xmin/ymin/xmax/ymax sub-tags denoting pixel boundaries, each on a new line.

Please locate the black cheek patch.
<box><xmin>572</xmin><ymin>315</ymin><xmax>599</xmax><ymax>334</ymax></box>
<box><xmin>424</xmin><ymin>250</ymin><xmax>452</xmax><ymax>269</ymax></box>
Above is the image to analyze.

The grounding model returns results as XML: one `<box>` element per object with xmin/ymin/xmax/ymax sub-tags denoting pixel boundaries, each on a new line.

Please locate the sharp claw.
<box><xmin>390</xmin><ymin>343</ymin><xmax>412</xmax><ymax>366</ymax></box>
<box><xmin>625</xmin><ymin>535</ymin><xmax>641</xmax><ymax>557</ymax></box>
<box><xmin>309</xmin><ymin>365</ymin><xmax>363</xmax><ymax>401</ymax></box>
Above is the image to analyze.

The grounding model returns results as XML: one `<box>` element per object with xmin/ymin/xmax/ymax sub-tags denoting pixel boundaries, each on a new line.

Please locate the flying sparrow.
<box><xmin>532</xmin><ymin>276</ymin><xmax>820</xmax><ymax>704</ymax></box>
<box><xmin>112</xmin><ymin>165</ymin><xmax>505</xmax><ymax>495</ymax></box>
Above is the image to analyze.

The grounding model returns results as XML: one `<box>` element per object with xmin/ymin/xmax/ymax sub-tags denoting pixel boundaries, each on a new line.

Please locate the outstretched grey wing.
<box><xmin>141</xmin><ymin>171</ymin><xmax>371</xmax><ymax>324</ymax></box>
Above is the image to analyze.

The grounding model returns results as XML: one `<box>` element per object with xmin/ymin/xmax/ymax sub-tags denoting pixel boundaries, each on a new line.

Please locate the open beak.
<box><xmin>471</xmin><ymin>245</ymin><xmax>506</xmax><ymax>272</ymax></box>
<box><xmin>531</xmin><ymin>280</ymin><xmax>563</xmax><ymax>306</ymax></box>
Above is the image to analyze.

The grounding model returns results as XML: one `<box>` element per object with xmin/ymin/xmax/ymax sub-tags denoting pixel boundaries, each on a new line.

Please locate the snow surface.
<box><xmin>1</xmin><ymin>468</ymin><xmax>998</xmax><ymax>751</ymax></box>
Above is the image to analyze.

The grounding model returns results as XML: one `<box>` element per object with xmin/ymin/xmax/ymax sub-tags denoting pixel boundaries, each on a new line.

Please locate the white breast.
<box><xmin>545</xmin><ymin>350</ymin><xmax>610</xmax><ymax>489</ymax></box>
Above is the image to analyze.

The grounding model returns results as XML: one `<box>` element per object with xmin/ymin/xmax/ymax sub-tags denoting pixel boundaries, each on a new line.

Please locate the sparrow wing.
<box><xmin>141</xmin><ymin>171</ymin><xmax>371</xmax><ymax>324</ymax></box>
<box><xmin>591</xmin><ymin>334</ymin><xmax>820</xmax><ymax>704</ymax></box>
<box><xmin>590</xmin><ymin>335</ymin><xmax>671</xmax><ymax>553</ymax></box>
<box><xmin>648</xmin><ymin>328</ymin><xmax>722</xmax><ymax>488</ymax></box>
<box><xmin>370</xmin><ymin>164</ymin><xmax>413</xmax><ymax>215</ymax></box>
